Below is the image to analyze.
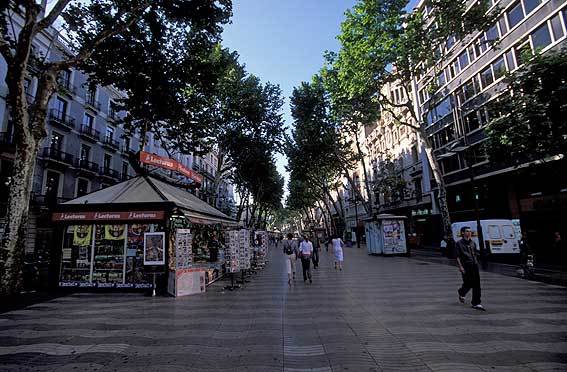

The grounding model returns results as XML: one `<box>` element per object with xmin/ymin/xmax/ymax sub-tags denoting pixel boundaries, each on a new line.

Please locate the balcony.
<box><xmin>57</xmin><ymin>78</ymin><xmax>76</xmax><ymax>96</ymax></box>
<box><xmin>121</xmin><ymin>144</ymin><xmax>136</xmax><ymax>157</ymax></box>
<box><xmin>85</xmin><ymin>95</ymin><xmax>101</xmax><ymax>112</ymax></box>
<box><xmin>99</xmin><ymin>167</ymin><xmax>120</xmax><ymax>180</ymax></box>
<box><xmin>102</xmin><ymin>136</ymin><xmax>120</xmax><ymax>151</ymax></box>
<box><xmin>48</xmin><ymin>109</ymin><xmax>75</xmax><ymax>131</ymax></box>
<box><xmin>75</xmin><ymin>158</ymin><xmax>99</xmax><ymax>174</ymax></box>
<box><xmin>79</xmin><ymin>125</ymin><xmax>100</xmax><ymax>142</ymax></box>
<box><xmin>108</xmin><ymin>108</ymin><xmax>119</xmax><ymax>122</ymax></box>
<box><xmin>42</xmin><ymin>147</ymin><xmax>74</xmax><ymax>166</ymax></box>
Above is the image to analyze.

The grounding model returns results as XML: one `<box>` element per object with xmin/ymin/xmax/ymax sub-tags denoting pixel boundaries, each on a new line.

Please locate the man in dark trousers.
<box><xmin>456</xmin><ymin>226</ymin><xmax>486</xmax><ymax>311</ymax></box>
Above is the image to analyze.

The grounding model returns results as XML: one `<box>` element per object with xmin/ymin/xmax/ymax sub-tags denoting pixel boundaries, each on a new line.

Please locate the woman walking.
<box><xmin>332</xmin><ymin>235</ymin><xmax>344</xmax><ymax>270</ymax></box>
<box><xmin>283</xmin><ymin>233</ymin><xmax>298</xmax><ymax>285</ymax></box>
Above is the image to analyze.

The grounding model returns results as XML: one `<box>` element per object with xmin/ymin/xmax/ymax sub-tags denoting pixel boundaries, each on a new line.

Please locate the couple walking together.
<box><xmin>283</xmin><ymin>233</ymin><xmax>345</xmax><ymax>285</ymax></box>
<box><xmin>283</xmin><ymin>233</ymin><xmax>316</xmax><ymax>285</ymax></box>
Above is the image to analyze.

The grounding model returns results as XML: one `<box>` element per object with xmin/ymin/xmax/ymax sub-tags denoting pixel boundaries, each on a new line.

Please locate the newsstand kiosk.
<box><xmin>365</xmin><ymin>214</ymin><xmax>408</xmax><ymax>255</ymax></box>
<box><xmin>52</xmin><ymin>174</ymin><xmax>236</xmax><ymax>295</ymax></box>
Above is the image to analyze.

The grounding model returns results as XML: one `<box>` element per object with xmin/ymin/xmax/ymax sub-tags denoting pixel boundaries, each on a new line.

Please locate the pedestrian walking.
<box><xmin>456</xmin><ymin>226</ymin><xmax>485</xmax><ymax>311</ymax></box>
<box><xmin>311</xmin><ymin>235</ymin><xmax>320</xmax><ymax>269</ymax></box>
<box><xmin>283</xmin><ymin>233</ymin><xmax>298</xmax><ymax>285</ymax></box>
<box><xmin>331</xmin><ymin>235</ymin><xmax>344</xmax><ymax>271</ymax></box>
<box><xmin>299</xmin><ymin>235</ymin><xmax>313</xmax><ymax>284</ymax></box>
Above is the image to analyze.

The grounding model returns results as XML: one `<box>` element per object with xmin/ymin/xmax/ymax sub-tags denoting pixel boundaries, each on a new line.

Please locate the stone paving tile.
<box><xmin>2</xmin><ymin>246</ymin><xmax>567</xmax><ymax>371</ymax></box>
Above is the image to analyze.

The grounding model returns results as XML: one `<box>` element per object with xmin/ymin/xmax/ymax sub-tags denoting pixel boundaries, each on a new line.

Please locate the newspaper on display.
<box><xmin>225</xmin><ymin>230</ymin><xmax>241</xmax><ymax>273</ymax></box>
<box><xmin>254</xmin><ymin>230</ymin><xmax>268</xmax><ymax>266</ymax></box>
<box><xmin>239</xmin><ymin>229</ymin><xmax>251</xmax><ymax>270</ymax></box>
<box><xmin>175</xmin><ymin>229</ymin><xmax>193</xmax><ymax>270</ymax></box>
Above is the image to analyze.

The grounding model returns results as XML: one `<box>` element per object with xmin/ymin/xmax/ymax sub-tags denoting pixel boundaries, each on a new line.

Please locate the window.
<box><xmin>104</xmin><ymin>154</ymin><xmax>112</xmax><ymax>170</ymax></box>
<box><xmin>437</xmin><ymin>71</ymin><xmax>446</xmax><ymax>87</ymax></box>
<box><xmin>507</xmin><ymin>1</ymin><xmax>524</xmax><ymax>29</ymax></box>
<box><xmin>54</xmin><ymin>97</ymin><xmax>67</xmax><ymax>118</ymax></box>
<box><xmin>86</xmin><ymin>87</ymin><xmax>96</xmax><ymax>105</ymax></box>
<box><xmin>498</xmin><ymin>17</ymin><xmax>508</xmax><ymax>36</ymax></box>
<box><xmin>50</xmin><ymin>132</ymin><xmax>64</xmax><ymax>151</ymax></box>
<box><xmin>523</xmin><ymin>0</ymin><xmax>541</xmax><ymax>15</ymax></box>
<box><xmin>463</xmin><ymin>79</ymin><xmax>477</xmax><ymax>101</ymax></box>
<box><xmin>82</xmin><ymin>113</ymin><xmax>94</xmax><ymax>129</ymax></box>
<box><xmin>80</xmin><ymin>144</ymin><xmax>91</xmax><ymax>161</ymax></box>
<box><xmin>505</xmin><ymin>49</ymin><xmax>516</xmax><ymax>71</ymax></box>
<box><xmin>122</xmin><ymin>161</ymin><xmax>128</xmax><ymax>177</ymax></box>
<box><xmin>480</xmin><ymin>65</ymin><xmax>494</xmax><ymax>89</ymax></box>
<box><xmin>441</xmin><ymin>154</ymin><xmax>460</xmax><ymax>174</ymax></box>
<box><xmin>464</xmin><ymin>111</ymin><xmax>480</xmax><ymax>133</ymax></box>
<box><xmin>458</xmin><ymin>50</ymin><xmax>469</xmax><ymax>69</ymax></box>
<box><xmin>446</xmin><ymin>35</ymin><xmax>456</xmax><ymax>50</ymax></box>
<box><xmin>550</xmin><ymin>14</ymin><xmax>565</xmax><ymax>41</ymax></box>
<box><xmin>124</xmin><ymin>137</ymin><xmax>131</xmax><ymax>151</ymax></box>
<box><xmin>492</xmin><ymin>56</ymin><xmax>506</xmax><ymax>80</ymax></box>
<box><xmin>488</xmin><ymin>225</ymin><xmax>502</xmax><ymax>239</ymax></box>
<box><xmin>105</xmin><ymin>126</ymin><xmax>114</xmax><ymax>140</ymax></box>
<box><xmin>45</xmin><ymin>171</ymin><xmax>61</xmax><ymax>199</ymax></box>
<box><xmin>502</xmin><ymin>225</ymin><xmax>516</xmax><ymax>239</ymax></box>
<box><xmin>76</xmin><ymin>178</ymin><xmax>89</xmax><ymax>197</ymax></box>
<box><xmin>479</xmin><ymin>107</ymin><xmax>490</xmax><ymax>125</ymax></box>
<box><xmin>485</xmin><ymin>24</ymin><xmax>499</xmax><ymax>43</ymax></box>
<box><xmin>531</xmin><ymin>23</ymin><xmax>552</xmax><ymax>51</ymax></box>
<box><xmin>58</xmin><ymin>70</ymin><xmax>71</xmax><ymax>87</ymax></box>
<box><xmin>515</xmin><ymin>38</ymin><xmax>532</xmax><ymax>66</ymax></box>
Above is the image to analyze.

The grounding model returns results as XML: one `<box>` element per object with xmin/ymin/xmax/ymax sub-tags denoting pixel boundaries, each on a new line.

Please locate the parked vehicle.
<box><xmin>451</xmin><ymin>219</ymin><xmax>521</xmax><ymax>255</ymax></box>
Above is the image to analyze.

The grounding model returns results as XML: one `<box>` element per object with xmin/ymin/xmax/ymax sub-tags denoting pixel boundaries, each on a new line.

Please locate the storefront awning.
<box><xmin>61</xmin><ymin>175</ymin><xmax>236</xmax><ymax>225</ymax></box>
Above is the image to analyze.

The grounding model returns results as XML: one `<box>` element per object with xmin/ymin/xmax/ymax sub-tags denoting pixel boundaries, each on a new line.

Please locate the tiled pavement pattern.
<box><xmin>1</xmin><ymin>245</ymin><xmax>567</xmax><ymax>372</ymax></box>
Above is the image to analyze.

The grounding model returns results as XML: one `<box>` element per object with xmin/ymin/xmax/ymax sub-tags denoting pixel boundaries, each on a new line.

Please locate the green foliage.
<box><xmin>286</xmin><ymin>76</ymin><xmax>347</xmax><ymax>212</ymax></box>
<box><xmin>485</xmin><ymin>51</ymin><xmax>567</xmax><ymax>164</ymax></box>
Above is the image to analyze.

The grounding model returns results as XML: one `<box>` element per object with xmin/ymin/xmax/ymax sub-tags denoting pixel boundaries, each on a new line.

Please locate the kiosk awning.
<box><xmin>62</xmin><ymin>175</ymin><xmax>236</xmax><ymax>225</ymax></box>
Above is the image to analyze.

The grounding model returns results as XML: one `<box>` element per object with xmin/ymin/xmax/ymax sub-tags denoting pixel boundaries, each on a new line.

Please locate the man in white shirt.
<box><xmin>299</xmin><ymin>235</ymin><xmax>313</xmax><ymax>284</ymax></box>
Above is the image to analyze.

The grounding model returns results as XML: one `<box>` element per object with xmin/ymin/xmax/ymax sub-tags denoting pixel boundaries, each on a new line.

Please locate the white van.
<box><xmin>451</xmin><ymin>219</ymin><xmax>520</xmax><ymax>255</ymax></box>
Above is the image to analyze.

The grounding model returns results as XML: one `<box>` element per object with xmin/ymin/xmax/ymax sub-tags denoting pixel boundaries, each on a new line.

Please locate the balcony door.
<box><xmin>54</xmin><ymin>97</ymin><xmax>67</xmax><ymax>120</ymax></box>
<box><xmin>45</xmin><ymin>170</ymin><xmax>61</xmax><ymax>203</ymax></box>
<box><xmin>50</xmin><ymin>132</ymin><xmax>64</xmax><ymax>152</ymax></box>
<box><xmin>80</xmin><ymin>144</ymin><xmax>91</xmax><ymax>165</ymax></box>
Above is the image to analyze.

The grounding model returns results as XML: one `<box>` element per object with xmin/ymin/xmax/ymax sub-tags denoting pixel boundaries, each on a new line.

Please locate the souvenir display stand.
<box><xmin>254</xmin><ymin>230</ymin><xmax>269</xmax><ymax>268</ymax></box>
<box><xmin>365</xmin><ymin>214</ymin><xmax>408</xmax><ymax>255</ymax></box>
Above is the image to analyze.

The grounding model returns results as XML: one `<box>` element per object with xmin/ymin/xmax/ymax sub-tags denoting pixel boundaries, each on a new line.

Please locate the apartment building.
<box><xmin>364</xmin><ymin>81</ymin><xmax>438</xmax><ymax>244</ymax></box>
<box><xmin>0</xmin><ymin>10</ymin><xmax>235</xmax><ymax>277</ymax></box>
<box><xmin>412</xmin><ymin>0</ymin><xmax>567</xmax><ymax>246</ymax></box>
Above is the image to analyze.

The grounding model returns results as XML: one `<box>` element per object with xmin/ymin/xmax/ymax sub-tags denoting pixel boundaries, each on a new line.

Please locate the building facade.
<box><xmin>414</xmin><ymin>0</ymin><xmax>567</xmax><ymax>249</ymax></box>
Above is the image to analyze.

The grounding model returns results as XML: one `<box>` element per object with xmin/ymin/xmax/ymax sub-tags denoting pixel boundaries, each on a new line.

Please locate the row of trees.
<box><xmin>285</xmin><ymin>0</ymin><xmax>498</xmax><ymax>236</ymax></box>
<box><xmin>0</xmin><ymin>1</ymin><xmax>284</xmax><ymax>295</ymax></box>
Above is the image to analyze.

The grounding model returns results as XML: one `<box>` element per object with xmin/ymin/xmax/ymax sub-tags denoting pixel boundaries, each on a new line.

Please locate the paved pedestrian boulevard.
<box><xmin>1</xmin><ymin>246</ymin><xmax>567</xmax><ymax>371</ymax></box>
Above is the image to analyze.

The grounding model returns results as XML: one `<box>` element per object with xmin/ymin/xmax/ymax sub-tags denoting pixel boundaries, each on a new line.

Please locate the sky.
<box><xmin>221</xmin><ymin>0</ymin><xmax>358</xmax><ymax>195</ymax></box>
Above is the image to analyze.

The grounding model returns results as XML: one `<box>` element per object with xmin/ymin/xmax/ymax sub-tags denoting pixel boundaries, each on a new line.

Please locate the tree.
<box><xmin>286</xmin><ymin>76</ymin><xmax>349</xmax><ymax>234</ymax></box>
<box><xmin>485</xmin><ymin>51</ymin><xmax>567</xmax><ymax>164</ymax></box>
<box><xmin>327</xmin><ymin>0</ymin><xmax>497</xmax><ymax>242</ymax></box>
<box><xmin>0</xmin><ymin>0</ymin><xmax>231</xmax><ymax>295</ymax></box>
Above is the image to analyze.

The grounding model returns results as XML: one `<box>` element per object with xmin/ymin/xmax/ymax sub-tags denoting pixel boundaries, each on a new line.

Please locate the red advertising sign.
<box><xmin>140</xmin><ymin>151</ymin><xmax>203</xmax><ymax>184</ymax></box>
<box><xmin>52</xmin><ymin>210</ymin><xmax>165</xmax><ymax>222</ymax></box>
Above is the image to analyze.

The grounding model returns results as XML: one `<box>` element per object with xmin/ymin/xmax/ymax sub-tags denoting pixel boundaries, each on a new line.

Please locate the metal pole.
<box><xmin>468</xmin><ymin>157</ymin><xmax>486</xmax><ymax>269</ymax></box>
<box><xmin>353</xmin><ymin>196</ymin><xmax>360</xmax><ymax>248</ymax></box>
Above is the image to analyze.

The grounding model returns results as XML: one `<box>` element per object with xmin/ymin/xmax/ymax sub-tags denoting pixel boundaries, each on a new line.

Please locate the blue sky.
<box><xmin>221</xmin><ymin>0</ymin><xmax>358</xmax><ymax>192</ymax></box>
<box><xmin>221</xmin><ymin>1</ymin><xmax>420</xmax><ymax>197</ymax></box>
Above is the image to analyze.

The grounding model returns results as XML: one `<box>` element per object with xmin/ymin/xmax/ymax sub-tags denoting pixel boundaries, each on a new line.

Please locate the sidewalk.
<box><xmin>410</xmin><ymin>245</ymin><xmax>567</xmax><ymax>287</ymax></box>
<box><xmin>1</xmin><ymin>245</ymin><xmax>566</xmax><ymax>371</ymax></box>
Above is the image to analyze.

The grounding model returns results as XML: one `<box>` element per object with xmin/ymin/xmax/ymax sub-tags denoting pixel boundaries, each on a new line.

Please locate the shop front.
<box><xmin>53</xmin><ymin>175</ymin><xmax>236</xmax><ymax>292</ymax></box>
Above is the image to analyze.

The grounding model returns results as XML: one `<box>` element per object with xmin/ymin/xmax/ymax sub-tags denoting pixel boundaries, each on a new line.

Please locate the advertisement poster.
<box><xmin>382</xmin><ymin>220</ymin><xmax>406</xmax><ymax>254</ymax></box>
<box><xmin>144</xmin><ymin>232</ymin><xmax>165</xmax><ymax>265</ymax></box>
<box><xmin>105</xmin><ymin>224</ymin><xmax>126</xmax><ymax>240</ymax></box>
<box><xmin>168</xmin><ymin>269</ymin><xmax>206</xmax><ymax>297</ymax></box>
<box><xmin>73</xmin><ymin>225</ymin><xmax>92</xmax><ymax>246</ymax></box>
<box><xmin>175</xmin><ymin>229</ymin><xmax>193</xmax><ymax>269</ymax></box>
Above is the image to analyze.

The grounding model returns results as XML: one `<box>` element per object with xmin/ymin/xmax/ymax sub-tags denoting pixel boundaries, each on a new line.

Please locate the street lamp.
<box><xmin>441</xmin><ymin>140</ymin><xmax>487</xmax><ymax>268</ymax></box>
